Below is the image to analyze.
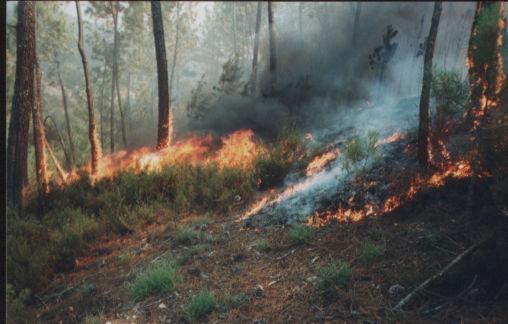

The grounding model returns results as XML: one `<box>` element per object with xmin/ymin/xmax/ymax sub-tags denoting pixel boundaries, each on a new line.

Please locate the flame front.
<box><xmin>305</xmin><ymin>149</ymin><xmax>340</xmax><ymax>176</ymax></box>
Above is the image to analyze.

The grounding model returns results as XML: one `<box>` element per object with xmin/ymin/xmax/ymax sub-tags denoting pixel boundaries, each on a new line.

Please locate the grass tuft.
<box><xmin>128</xmin><ymin>258</ymin><xmax>180</xmax><ymax>301</ymax></box>
<box><xmin>181</xmin><ymin>290</ymin><xmax>217</xmax><ymax>321</ymax></box>
<box><xmin>317</xmin><ymin>261</ymin><xmax>353</xmax><ymax>300</ymax></box>
<box><xmin>359</xmin><ymin>241</ymin><xmax>385</xmax><ymax>264</ymax></box>
<box><xmin>253</xmin><ymin>239</ymin><xmax>271</xmax><ymax>252</ymax></box>
<box><xmin>288</xmin><ymin>224</ymin><xmax>315</xmax><ymax>245</ymax></box>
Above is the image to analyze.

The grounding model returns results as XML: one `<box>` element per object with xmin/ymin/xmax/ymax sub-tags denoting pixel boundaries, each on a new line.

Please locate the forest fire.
<box><xmin>305</xmin><ymin>149</ymin><xmax>340</xmax><ymax>176</ymax></box>
<box><xmin>377</xmin><ymin>131</ymin><xmax>405</xmax><ymax>146</ymax></box>
<box><xmin>62</xmin><ymin>129</ymin><xmax>265</xmax><ymax>185</ymax></box>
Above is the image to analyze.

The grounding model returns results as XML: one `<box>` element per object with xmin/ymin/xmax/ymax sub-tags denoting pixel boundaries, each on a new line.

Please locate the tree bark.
<box><xmin>55</xmin><ymin>53</ymin><xmax>76</xmax><ymax>169</ymax></box>
<box><xmin>249</xmin><ymin>2</ymin><xmax>262</xmax><ymax>96</ymax></box>
<box><xmin>151</xmin><ymin>1</ymin><xmax>172</xmax><ymax>149</ymax></box>
<box><xmin>109</xmin><ymin>40</ymin><xmax>116</xmax><ymax>153</ymax></box>
<box><xmin>76</xmin><ymin>1</ymin><xmax>102</xmax><ymax>177</ymax></box>
<box><xmin>126</xmin><ymin>71</ymin><xmax>131</xmax><ymax>129</ymax></box>
<box><xmin>113</xmin><ymin>3</ymin><xmax>127</xmax><ymax>148</ymax></box>
<box><xmin>32</xmin><ymin>61</ymin><xmax>49</xmax><ymax>203</ymax></box>
<box><xmin>268</xmin><ymin>1</ymin><xmax>277</xmax><ymax>92</ymax></box>
<box><xmin>98</xmin><ymin>39</ymin><xmax>108</xmax><ymax>149</ymax></box>
<box><xmin>418</xmin><ymin>2</ymin><xmax>442</xmax><ymax>167</ymax></box>
<box><xmin>44</xmin><ymin>115</ymin><xmax>70</xmax><ymax>167</ymax></box>
<box><xmin>7</xmin><ymin>1</ymin><xmax>36</xmax><ymax>211</ymax></box>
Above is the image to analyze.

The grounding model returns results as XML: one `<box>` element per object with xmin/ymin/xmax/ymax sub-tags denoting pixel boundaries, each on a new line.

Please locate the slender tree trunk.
<box><xmin>233</xmin><ymin>3</ymin><xmax>237</xmax><ymax>55</ymax></box>
<box><xmin>55</xmin><ymin>53</ymin><xmax>76</xmax><ymax>169</ymax></box>
<box><xmin>113</xmin><ymin>6</ymin><xmax>127</xmax><ymax>148</ymax></box>
<box><xmin>418</xmin><ymin>2</ymin><xmax>442</xmax><ymax>167</ymax></box>
<box><xmin>352</xmin><ymin>2</ymin><xmax>362</xmax><ymax>45</ymax></box>
<box><xmin>249</xmin><ymin>2</ymin><xmax>262</xmax><ymax>96</ymax></box>
<box><xmin>32</xmin><ymin>61</ymin><xmax>49</xmax><ymax>203</ymax></box>
<box><xmin>76</xmin><ymin>1</ymin><xmax>102</xmax><ymax>177</ymax></box>
<box><xmin>44</xmin><ymin>115</ymin><xmax>70</xmax><ymax>167</ymax></box>
<box><xmin>151</xmin><ymin>1</ymin><xmax>172</xmax><ymax>149</ymax></box>
<box><xmin>44</xmin><ymin>137</ymin><xmax>68</xmax><ymax>184</ymax></box>
<box><xmin>151</xmin><ymin>56</ymin><xmax>156</xmax><ymax>129</ymax></box>
<box><xmin>109</xmin><ymin>43</ymin><xmax>116</xmax><ymax>152</ymax></box>
<box><xmin>268</xmin><ymin>1</ymin><xmax>277</xmax><ymax>92</ymax></box>
<box><xmin>98</xmin><ymin>40</ymin><xmax>108</xmax><ymax>149</ymax></box>
<box><xmin>7</xmin><ymin>1</ymin><xmax>36</xmax><ymax>211</ymax></box>
<box><xmin>126</xmin><ymin>71</ymin><xmax>131</xmax><ymax>129</ymax></box>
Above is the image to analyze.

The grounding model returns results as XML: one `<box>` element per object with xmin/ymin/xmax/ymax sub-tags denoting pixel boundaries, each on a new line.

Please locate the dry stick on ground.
<box><xmin>393</xmin><ymin>237</ymin><xmax>490</xmax><ymax>312</ymax></box>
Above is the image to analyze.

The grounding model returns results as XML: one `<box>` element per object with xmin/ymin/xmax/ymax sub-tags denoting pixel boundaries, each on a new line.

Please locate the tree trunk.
<box><xmin>233</xmin><ymin>3</ymin><xmax>237</xmax><ymax>55</ymax></box>
<box><xmin>126</xmin><ymin>71</ymin><xmax>131</xmax><ymax>129</ymax></box>
<box><xmin>109</xmin><ymin>41</ymin><xmax>116</xmax><ymax>152</ymax></box>
<box><xmin>7</xmin><ymin>1</ymin><xmax>36</xmax><ymax>211</ymax></box>
<box><xmin>418</xmin><ymin>1</ymin><xmax>442</xmax><ymax>167</ymax></box>
<box><xmin>99</xmin><ymin>38</ymin><xmax>108</xmax><ymax>149</ymax></box>
<box><xmin>76</xmin><ymin>1</ymin><xmax>102</xmax><ymax>177</ymax></box>
<box><xmin>268</xmin><ymin>1</ymin><xmax>277</xmax><ymax>92</ymax></box>
<box><xmin>32</xmin><ymin>61</ymin><xmax>49</xmax><ymax>203</ymax></box>
<box><xmin>248</xmin><ymin>2</ymin><xmax>262</xmax><ymax>96</ymax></box>
<box><xmin>151</xmin><ymin>1</ymin><xmax>172</xmax><ymax>149</ymax></box>
<box><xmin>44</xmin><ymin>137</ymin><xmax>68</xmax><ymax>184</ymax></box>
<box><xmin>352</xmin><ymin>3</ymin><xmax>362</xmax><ymax>45</ymax></box>
<box><xmin>55</xmin><ymin>53</ymin><xmax>76</xmax><ymax>170</ymax></box>
<box><xmin>299</xmin><ymin>3</ymin><xmax>303</xmax><ymax>35</ymax></box>
<box><xmin>113</xmin><ymin>5</ymin><xmax>127</xmax><ymax>148</ymax></box>
<box><xmin>44</xmin><ymin>115</ymin><xmax>70</xmax><ymax>167</ymax></box>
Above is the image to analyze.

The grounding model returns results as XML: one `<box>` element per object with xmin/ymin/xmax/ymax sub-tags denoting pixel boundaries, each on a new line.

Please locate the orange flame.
<box><xmin>305</xmin><ymin>149</ymin><xmax>340</xmax><ymax>176</ymax></box>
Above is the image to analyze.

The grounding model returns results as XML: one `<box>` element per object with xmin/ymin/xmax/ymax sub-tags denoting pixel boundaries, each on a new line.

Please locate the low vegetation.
<box><xmin>288</xmin><ymin>224</ymin><xmax>315</xmax><ymax>245</ymax></box>
<box><xmin>181</xmin><ymin>290</ymin><xmax>217</xmax><ymax>322</ymax></box>
<box><xmin>128</xmin><ymin>258</ymin><xmax>180</xmax><ymax>301</ymax></box>
<box><xmin>359</xmin><ymin>240</ymin><xmax>386</xmax><ymax>264</ymax></box>
<box><xmin>316</xmin><ymin>261</ymin><xmax>353</xmax><ymax>300</ymax></box>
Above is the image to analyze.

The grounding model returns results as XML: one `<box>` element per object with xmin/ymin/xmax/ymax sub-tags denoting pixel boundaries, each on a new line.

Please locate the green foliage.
<box><xmin>187</xmin><ymin>74</ymin><xmax>214</xmax><ymax>120</ymax></box>
<box><xmin>317</xmin><ymin>261</ymin><xmax>353</xmax><ymax>300</ymax></box>
<box><xmin>181</xmin><ymin>290</ymin><xmax>217</xmax><ymax>321</ymax></box>
<box><xmin>359</xmin><ymin>241</ymin><xmax>385</xmax><ymax>264</ymax></box>
<box><xmin>6</xmin><ymin>284</ymin><xmax>32</xmax><ymax>324</ymax></box>
<box><xmin>253</xmin><ymin>239</ymin><xmax>271</xmax><ymax>252</ymax></box>
<box><xmin>128</xmin><ymin>258</ymin><xmax>180</xmax><ymax>301</ymax></box>
<box><xmin>470</xmin><ymin>3</ymin><xmax>503</xmax><ymax>68</ymax></box>
<box><xmin>343</xmin><ymin>131</ymin><xmax>380</xmax><ymax>172</ymax></box>
<box><xmin>218</xmin><ymin>293</ymin><xmax>251</xmax><ymax>312</ymax></box>
<box><xmin>215</xmin><ymin>54</ymin><xmax>243</xmax><ymax>95</ymax></box>
<box><xmin>288</xmin><ymin>224</ymin><xmax>315</xmax><ymax>245</ymax></box>
<box><xmin>255</xmin><ymin>126</ymin><xmax>304</xmax><ymax>189</ymax></box>
<box><xmin>81</xmin><ymin>314</ymin><xmax>104</xmax><ymax>324</ymax></box>
<box><xmin>177</xmin><ymin>244</ymin><xmax>209</xmax><ymax>265</ymax></box>
<box><xmin>175</xmin><ymin>227</ymin><xmax>200</xmax><ymax>245</ymax></box>
<box><xmin>431</xmin><ymin>70</ymin><xmax>468</xmax><ymax>119</ymax></box>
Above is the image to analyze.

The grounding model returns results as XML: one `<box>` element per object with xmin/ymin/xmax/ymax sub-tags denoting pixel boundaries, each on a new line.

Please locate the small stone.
<box><xmin>254</xmin><ymin>284</ymin><xmax>264</xmax><ymax>297</ymax></box>
<box><xmin>311</xmin><ymin>256</ymin><xmax>319</xmax><ymax>263</ymax></box>
<box><xmin>388</xmin><ymin>284</ymin><xmax>405</xmax><ymax>299</ymax></box>
<box><xmin>158</xmin><ymin>303</ymin><xmax>167</xmax><ymax>309</ymax></box>
<box><xmin>234</xmin><ymin>195</ymin><xmax>242</xmax><ymax>202</ymax></box>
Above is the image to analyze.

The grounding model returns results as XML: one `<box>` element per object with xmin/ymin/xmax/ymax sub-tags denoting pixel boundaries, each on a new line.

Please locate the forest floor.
<box><xmin>30</xmin><ymin>178</ymin><xmax>508</xmax><ymax>323</ymax></box>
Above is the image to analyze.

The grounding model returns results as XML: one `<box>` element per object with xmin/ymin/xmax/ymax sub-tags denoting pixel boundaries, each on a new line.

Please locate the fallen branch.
<box><xmin>45</xmin><ymin>138</ymin><xmax>68</xmax><ymax>184</ymax></box>
<box><xmin>393</xmin><ymin>238</ymin><xmax>489</xmax><ymax>312</ymax></box>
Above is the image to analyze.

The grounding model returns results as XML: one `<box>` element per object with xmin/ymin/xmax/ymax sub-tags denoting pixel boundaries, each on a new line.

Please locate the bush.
<box><xmin>317</xmin><ymin>261</ymin><xmax>353</xmax><ymax>300</ymax></box>
<box><xmin>181</xmin><ymin>290</ymin><xmax>217</xmax><ymax>321</ymax></box>
<box><xmin>359</xmin><ymin>241</ymin><xmax>385</xmax><ymax>264</ymax></box>
<box><xmin>288</xmin><ymin>224</ymin><xmax>315</xmax><ymax>245</ymax></box>
<box><xmin>128</xmin><ymin>258</ymin><xmax>180</xmax><ymax>301</ymax></box>
<box><xmin>343</xmin><ymin>131</ymin><xmax>380</xmax><ymax>172</ymax></box>
<box><xmin>6</xmin><ymin>284</ymin><xmax>32</xmax><ymax>324</ymax></box>
<box><xmin>253</xmin><ymin>239</ymin><xmax>271</xmax><ymax>252</ymax></box>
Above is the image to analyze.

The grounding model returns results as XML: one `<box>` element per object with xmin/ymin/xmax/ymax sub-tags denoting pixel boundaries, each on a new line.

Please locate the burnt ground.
<box><xmin>29</xmin><ymin>176</ymin><xmax>508</xmax><ymax>323</ymax></box>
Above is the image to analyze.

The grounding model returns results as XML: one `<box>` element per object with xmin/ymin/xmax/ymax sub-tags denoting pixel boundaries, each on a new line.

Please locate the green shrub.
<box><xmin>254</xmin><ymin>151</ymin><xmax>292</xmax><ymax>189</ymax></box>
<box><xmin>317</xmin><ymin>261</ymin><xmax>353</xmax><ymax>300</ymax></box>
<box><xmin>288</xmin><ymin>224</ymin><xmax>315</xmax><ymax>245</ymax></box>
<box><xmin>181</xmin><ymin>290</ymin><xmax>217</xmax><ymax>321</ymax></box>
<box><xmin>175</xmin><ymin>227</ymin><xmax>200</xmax><ymax>245</ymax></box>
<box><xmin>343</xmin><ymin>131</ymin><xmax>380</xmax><ymax>171</ymax></box>
<box><xmin>128</xmin><ymin>258</ymin><xmax>180</xmax><ymax>301</ymax></box>
<box><xmin>218</xmin><ymin>293</ymin><xmax>250</xmax><ymax>312</ymax></box>
<box><xmin>6</xmin><ymin>284</ymin><xmax>32</xmax><ymax>324</ymax></box>
<box><xmin>177</xmin><ymin>244</ymin><xmax>209</xmax><ymax>265</ymax></box>
<box><xmin>359</xmin><ymin>241</ymin><xmax>385</xmax><ymax>264</ymax></box>
<box><xmin>253</xmin><ymin>239</ymin><xmax>271</xmax><ymax>252</ymax></box>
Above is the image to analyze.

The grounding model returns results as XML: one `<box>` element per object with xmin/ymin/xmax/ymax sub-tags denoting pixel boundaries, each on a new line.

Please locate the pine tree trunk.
<box><xmin>109</xmin><ymin>44</ymin><xmax>116</xmax><ymax>152</ymax></box>
<box><xmin>126</xmin><ymin>71</ymin><xmax>131</xmax><ymax>129</ymax></box>
<box><xmin>113</xmin><ymin>7</ymin><xmax>127</xmax><ymax>148</ymax></box>
<box><xmin>98</xmin><ymin>40</ymin><xmax>108</xmax><ymax>149</ymax></box>
<box><xmin>268</xmin><ymin>1</ymin><xmax>277</xmax><ymax>92</ymax></box>
<box><xmin>7</xmin><ymin>1</ymin><xmax>36</xmax><ymax>211</ymax></box>
<box><xmin>55</xmin><ymin>53</ymin><xmax>76</xmax><ymax>169</ymax></box>
<box><xmin>44</xmin><ymin>115</ymin><xmax>70</xmax><ymax>167</ymax></box>
<box><xmin>32</xmin><ymin>62</ymin><xmax>49</xmax><ymax>203</ymax></box>
<box><xmin>76</xmin><ymin>1</ymin><xmax>102</xmax><ymax>177</ymax></box>
<box><xmin>169</xmin><ymin>2</ymin><xmax>180</xmax><ymax>98</ymax></box>
<box><xmin>151</xmin><ymin>1</ymin><xmax>172</xmax><ymax>149</ymax></box>
<box><xmin>418</xmin><ymin>1</ymin><xmax>442</xmax><ymax>167</ymax></box>
<box><xmin>249</xmin><ymin>2</ymin><xmax>262</xmax><ymax>96</ymax></box>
